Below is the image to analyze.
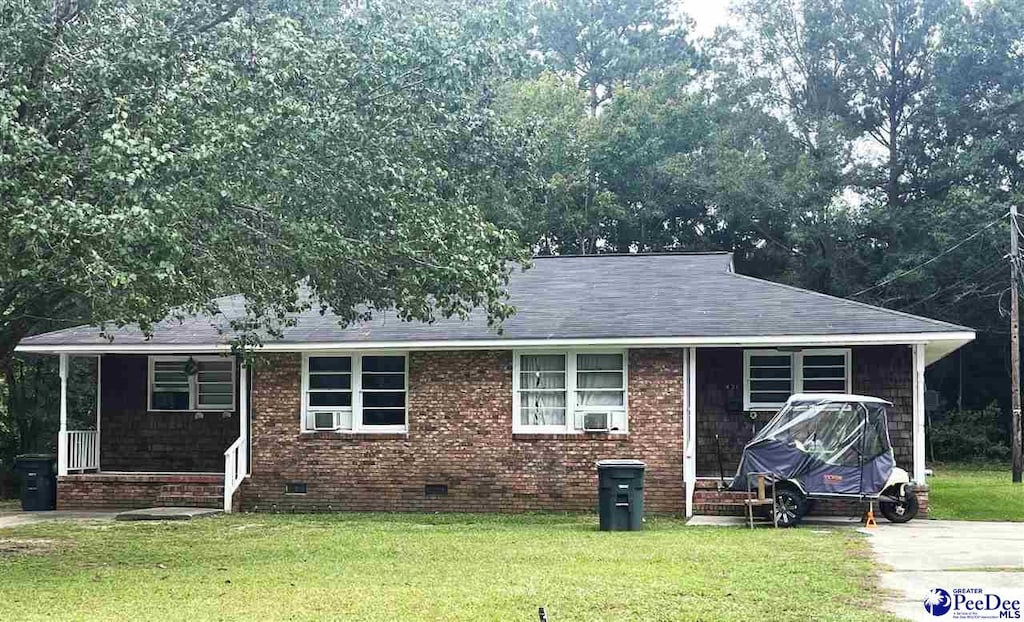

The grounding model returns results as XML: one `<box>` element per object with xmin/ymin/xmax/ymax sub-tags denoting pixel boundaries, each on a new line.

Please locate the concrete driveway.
<box><xmin>862</xmin><ymin>520</ymin><xmax>1024</xmax><ymax>621</ymax></box>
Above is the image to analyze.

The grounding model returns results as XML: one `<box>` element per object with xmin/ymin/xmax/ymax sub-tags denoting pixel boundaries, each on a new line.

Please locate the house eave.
<box><xmin>15</xmin><ymin>330</ymin><xmax>975</xmax><ymax>365</ymax></box>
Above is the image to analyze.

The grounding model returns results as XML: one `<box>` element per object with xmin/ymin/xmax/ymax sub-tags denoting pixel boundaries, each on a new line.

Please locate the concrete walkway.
<box><xmin>861</xmin><ymin>520</ymin><xmax>1024</xmax><ymax>621</ymax></box>
<box><xmin>686</xmin><ymin>514</ymin><xmax>862</xmax><ymax>527</ymax></box>
<box><xmin>0</xmin><ymin>510</ymin><xmax>118</xmax><ymax>529</ymax></box>
<box><xmin>0</xmin><ymin>507</ymin><xmax>222</xmax><ymax>528</ymax></box>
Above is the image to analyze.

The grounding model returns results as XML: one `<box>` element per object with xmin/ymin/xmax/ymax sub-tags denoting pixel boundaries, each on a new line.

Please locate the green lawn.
<box><xmin>928</xmin><ymin>463</ymin><xmax>1024</xmax><ymax>521</ymax></box>
<box><xmin>0</xmin><ymin>513</ymin><xmax>894</xmax><ymax>622</ymax></box>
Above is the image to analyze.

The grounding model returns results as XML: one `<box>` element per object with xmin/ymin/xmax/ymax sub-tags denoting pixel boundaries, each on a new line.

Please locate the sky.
<box><xmin>678</xmin><ymin>0</ymin><xmax>980</xmax><ymax>39</ymax></box>
<box><xmin>677</xmin><ymin>0</ymin><xmax>734</xmax><ymax>39</ymax></box>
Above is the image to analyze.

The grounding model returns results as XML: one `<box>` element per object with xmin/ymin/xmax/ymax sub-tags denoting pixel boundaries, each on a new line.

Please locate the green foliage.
<box><xmin>930</xmin><ymin>404</ymin><xmax>1011</xmax><ymax>463</ymax></box>
<box><xmin>0</xmin><ymin>356</ymin><xmax>94</xmax><ymax>473</ymax></box>
<box><xmin>503</xmin><ymin>0</ymin><xmax>1024</xmax><ymax>427</ymax></box>
<box><xmin>0</xmin><ymin>0</ymin><xmax>532</xmax><ymax>366</ymax></box>
<box><xmin>534</xmin><ymin>0</ymin><xmax>693</xmax><ymax>114</ymax></box>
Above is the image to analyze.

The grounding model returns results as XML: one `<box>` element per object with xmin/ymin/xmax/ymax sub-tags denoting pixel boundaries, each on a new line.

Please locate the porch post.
<box><xmin>95</xmin><ymin>354</ymin><xmax>102</xmax><ymax>472</ymax></box>
<box><xmin>57</xmin><ymin>353</ymin><xmax>69</xmax><ymax>477</ymax></box>
<box><xmin>683</xmin><ymin>347</ymin><xmax>697</xmax><ymax>518</ymax></box>
<box><xmin>239</xmin><ymin>361</ymin><xmax>248</xmax><ymax>476</ymax></box>
<box><xmin>912</xmin><ymin>343</ymin><xmax>927</xmax><ymax>483</ymax></box>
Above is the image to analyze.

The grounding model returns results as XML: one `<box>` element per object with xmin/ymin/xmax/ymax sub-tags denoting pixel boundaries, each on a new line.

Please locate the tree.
<box><xmin>496</xmin><ymin>73</ymin><xmax>622</xmax><ymax>254</ymax></box>
<box><xmin>838</xmin><ymin>0</ymin><xmax>961</xmax><ymax>212</ymax></box>
<box><xmin>0</xmin><ymin>0</ymin><xmax>532</xmax><ymax>374</ymax></box>
<box><xmin>533</xmin><ymin>0</ymin><xmax>692</xmax><ymax>116</ymax></box>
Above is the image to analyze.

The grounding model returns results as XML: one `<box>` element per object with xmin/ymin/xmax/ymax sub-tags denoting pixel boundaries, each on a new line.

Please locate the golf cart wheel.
<box><xmin>773</xmin><ymin>486</ymin><xmax>808</xmax><ymax>528</ymax></box>
<box><xmin>879</xmin><ymin>491</ymin><xmax>919</xmax><ymax>523</ymax></box>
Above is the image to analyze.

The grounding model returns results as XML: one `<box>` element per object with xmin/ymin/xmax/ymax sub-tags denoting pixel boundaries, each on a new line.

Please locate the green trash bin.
<box><xmin>597</xmin><ymin>459</ymin><xmax>645</xmax><ymax>531</ymax></box>
<box><xmin>13</xmin><ymin>454</ymin><xmax>57</xmax><ymax>511</ymax></box>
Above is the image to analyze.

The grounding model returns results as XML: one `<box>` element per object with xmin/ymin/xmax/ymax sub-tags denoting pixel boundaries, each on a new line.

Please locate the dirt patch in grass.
<box><xmin>0</xmin><ymin>538</ymin><xmax>57</xmax><ymax>557</ymax></box>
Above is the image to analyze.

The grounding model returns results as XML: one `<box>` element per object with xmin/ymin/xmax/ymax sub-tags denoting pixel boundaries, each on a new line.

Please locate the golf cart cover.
<box><xmin>731</xmin><ymin>396</ymin><xmax>895</xmax><ymax>496</ymax></box>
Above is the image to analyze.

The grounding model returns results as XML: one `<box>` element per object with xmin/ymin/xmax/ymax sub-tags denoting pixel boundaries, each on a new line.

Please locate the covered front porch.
<box><xmin>53</xmin><ymin>352</ymin><xmax>250</xmax><ymax>513</ymax></box>
<box><xmin>681</xmin><ymin>341</ymin><xmax>941</xmax><ymax>518</ymax></box>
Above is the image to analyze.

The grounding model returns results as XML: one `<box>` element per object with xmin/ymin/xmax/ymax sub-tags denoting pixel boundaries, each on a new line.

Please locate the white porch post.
<box><xmin>683</xmin><ymin>347</ymin><xmax>697</xmax><ymax>518</ymax></box>
<box><xmin>239</xmin><ymin>361</ymin><xmax>248</xmax><ymax>476</ymax></box>
<box><xmin>57</xmin><ymin>353</ymin><xmax>69</xmax><ymax>477</ymax></box>
<box><xmin>912</xmin><ymin>343</ymin><xmax>927</xmax><ymax>484</ymax></box>
<box><xmin>95</xmin><ymin>354</ymin><xmax>102</xmax><ymax>472</ymax></box>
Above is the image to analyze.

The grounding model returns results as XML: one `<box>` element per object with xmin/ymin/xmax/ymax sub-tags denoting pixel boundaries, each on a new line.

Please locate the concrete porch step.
<box><xmin>115</xmin><ymin>507</ymin><xmax>222</xmax><ymax>521</ymax></box>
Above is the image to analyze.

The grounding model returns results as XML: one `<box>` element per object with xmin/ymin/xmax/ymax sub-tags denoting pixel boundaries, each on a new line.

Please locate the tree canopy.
<box><xmin>3</xmin><ymin>0</ymin><xmax>1024</xmax><ymax>461</ymax></box>
<box><xmin>1</xmin><ymin>0</ymin><xmax>532</xmax><ymax>369</ymax></box>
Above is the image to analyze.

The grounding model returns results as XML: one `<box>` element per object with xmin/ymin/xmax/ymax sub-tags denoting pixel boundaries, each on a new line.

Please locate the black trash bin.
<box><xmin>597</xmin><ymin>459</ymin><xmax>645</xmax><ymax>531</ymax></box>
<box><xmin>13</xmin><ymin>454</ymin><xmax>57</xmax><ymax>511</ymax></box>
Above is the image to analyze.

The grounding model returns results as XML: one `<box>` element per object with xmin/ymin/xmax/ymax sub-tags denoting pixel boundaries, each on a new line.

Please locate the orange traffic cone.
<box><xmin>864</xmin><ymin>502</ymin><xmax>878</xmax><ymax>528</ymax></box>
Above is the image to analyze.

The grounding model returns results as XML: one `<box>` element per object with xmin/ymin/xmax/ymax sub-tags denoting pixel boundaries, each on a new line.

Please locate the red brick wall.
<box><xmin>57</xmin><ymin>473</ymin><xmax>224</xmax><ymax>510</ymax></box>
<box><xmin>242</xmin><ymin>349</ymin><xmax>685</xmax><ymax>513</ymax></box>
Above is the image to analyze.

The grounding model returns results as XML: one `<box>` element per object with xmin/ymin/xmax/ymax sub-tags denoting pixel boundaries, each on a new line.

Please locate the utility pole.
<box><xmin>1011</xmin><ymin>205</ymin><xmax>1022</xmax><ymax>483</ymax></box>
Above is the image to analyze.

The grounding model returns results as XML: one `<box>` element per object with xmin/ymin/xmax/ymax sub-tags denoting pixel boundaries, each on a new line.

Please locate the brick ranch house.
<box><xmin>15</xmin><ymin>253</ymin><xmax>974</xmax><ymax>517</ymax></box>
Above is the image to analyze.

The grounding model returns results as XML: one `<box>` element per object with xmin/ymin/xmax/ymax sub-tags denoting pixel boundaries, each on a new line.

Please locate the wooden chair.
<box><xmin>743</xmin><ymin>472</ymin><xmax>778</xmax><ymax>529</ymax></box>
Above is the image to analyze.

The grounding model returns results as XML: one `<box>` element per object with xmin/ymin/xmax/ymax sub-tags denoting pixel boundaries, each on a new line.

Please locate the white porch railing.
<box><xmin>223</xmin><ymin>436</ymin><xmax>245</xmax><ymax>513</ymax></box>
<box><xmin>66</xmin><ymin>430</ymin><xmax>99</xmax><ymax>472</ymax></box>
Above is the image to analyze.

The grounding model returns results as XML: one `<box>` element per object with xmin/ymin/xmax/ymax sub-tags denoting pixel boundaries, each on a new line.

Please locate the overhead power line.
<box><xmin>896</xmin><ymin>261</ymin><xmax>1006</xmax><ymax>313</ymax></box>
<box><xmin>850</xmin><ymin>214</ymin><xmax>1007</xmax><ymax>298</ymax></box>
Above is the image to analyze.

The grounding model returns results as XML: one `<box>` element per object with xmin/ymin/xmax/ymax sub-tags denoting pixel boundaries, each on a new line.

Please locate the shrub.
<box><xmin>929</xmin><ymin>403</ymin><xmax>1010</xmax><ymax>462</ymax></box>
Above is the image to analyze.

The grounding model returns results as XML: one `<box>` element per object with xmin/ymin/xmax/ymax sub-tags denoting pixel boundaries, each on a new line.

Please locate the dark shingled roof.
<box><xmin>18</xmin><ymin>253</ymin><xmax>971</xmax><ymax>348</ymax></box>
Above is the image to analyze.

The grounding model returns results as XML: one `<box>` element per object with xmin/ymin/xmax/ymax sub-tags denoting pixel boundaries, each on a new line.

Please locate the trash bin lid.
<box><xmin>596</xmin><ymin>459</ymin><xmax>646</xmax><ymax>468</ymax></box>
<box><xmin>14</xmin><ymin>454</ymin><xmax>56</xmax><ymax>461</ymax></box>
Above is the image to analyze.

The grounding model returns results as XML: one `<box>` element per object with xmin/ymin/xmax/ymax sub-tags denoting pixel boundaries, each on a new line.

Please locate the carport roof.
<box><xmin>16</xmin><ymin>253</ymin><xmax>974</xmax><ymax>358</ymax></box>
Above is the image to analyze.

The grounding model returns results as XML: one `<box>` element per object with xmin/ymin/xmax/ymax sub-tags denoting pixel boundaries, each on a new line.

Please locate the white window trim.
<box><xmin>743</xmin><ymin>348</ymin><xmax>852</xmax><ymax>410</ymax></box>
<box><xmin>301</xmin><ymin>352</ymin><xmax>408</xmax><ymax>434</ymax></box>
<box><xmin>147</xmin><ymin>355</ymin><xmax>236</xmax><ymax>412</ymax></box>
<box><xmin>512</xmin><ymin>349</ymin><xmax>629</xmax><ymax>435</ymax></box>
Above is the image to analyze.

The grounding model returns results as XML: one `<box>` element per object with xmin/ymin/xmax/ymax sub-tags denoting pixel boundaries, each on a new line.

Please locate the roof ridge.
<box><xmin>726</xmin><ymin>271</ymin><xmax>974</xmax><ymax>333</ymax></box>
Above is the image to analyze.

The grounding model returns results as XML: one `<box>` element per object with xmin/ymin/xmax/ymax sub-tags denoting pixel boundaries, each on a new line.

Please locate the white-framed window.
<box><xmin>512</xmin><ymin>350</ymin><xmax>628</xmax><ymax>434</ymax></box>
<box><xmin>743</xmin><ymin>348</ymin><xmax>851</xmax><ymax>410</ymax></box>
<box><xmin>301</xmin><ymin>353</ymin><xmax>408</xmax><ymax>434</ymax></box>
<box><xmin>148</xmin><ymin>356</ymin><xmax>236</xmax><ymax>412</ymax></box>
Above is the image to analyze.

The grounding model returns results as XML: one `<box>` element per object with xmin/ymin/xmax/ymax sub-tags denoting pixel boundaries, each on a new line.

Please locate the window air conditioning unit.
<box><xmin>582</xmin><ymin>412</ymin><xmax>610</xmax><ymax>432</ymax></box>
<box><xmin>311</xmin><ymin>411</ymin><xmax>354</xmax><ymax>432</ymax></box>
<box><xmin>312</xmin><ymin>412</ymin><xmax>336</xmax><ymax>431</ymax></box>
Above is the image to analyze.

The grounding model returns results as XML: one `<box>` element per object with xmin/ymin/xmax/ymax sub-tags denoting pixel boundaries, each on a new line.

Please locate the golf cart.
<box><xmin>731</xmin><ymin>394</ymin><xmax>919</xmax><ymax>527</ymax></box>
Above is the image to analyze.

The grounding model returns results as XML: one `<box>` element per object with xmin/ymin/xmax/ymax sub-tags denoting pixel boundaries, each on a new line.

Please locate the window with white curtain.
<box><xmin>743</xmin><ymin>348</ymin><xmax>851</xmax><ymax>410</ymax></box>
<box><xmin>518</xmin><ymin>354</ymin><xmax>567</xmax><ymax>427</ymax></box>
<box><xmin>513</xmin><ymin>351</ymin><xmax>628</xmax><ymax>433</ymax></box>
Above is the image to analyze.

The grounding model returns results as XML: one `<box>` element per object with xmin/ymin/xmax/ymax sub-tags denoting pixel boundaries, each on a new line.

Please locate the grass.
<box><xmin>928</xmin><ymin>463</ymin><xmax>1024</xmax><ymax>521</ymax></box>
<box><xmin>0</xmin><ymin>512</ymin><xmax>895</xmax><ymax>622</ymax></box>
<box><xmin>0</xmin><ymin>498</ymin><xmax>20</xmax><ymax>511</ymax></box>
